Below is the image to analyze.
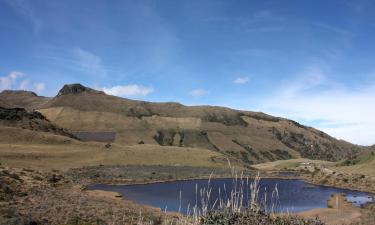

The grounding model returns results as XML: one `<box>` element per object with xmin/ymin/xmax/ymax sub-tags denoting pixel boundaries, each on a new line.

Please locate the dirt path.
<box><xmin>297</xmin><ymin>194</ymin><xmax>363</xmax><ymax>225</ymax></box>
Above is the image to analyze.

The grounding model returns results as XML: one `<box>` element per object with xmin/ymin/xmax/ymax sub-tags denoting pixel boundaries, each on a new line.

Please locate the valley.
<box><xmin>0</xmin><ymin>84</ymin><xmax>374</xmax><ymax>225</ymax></box>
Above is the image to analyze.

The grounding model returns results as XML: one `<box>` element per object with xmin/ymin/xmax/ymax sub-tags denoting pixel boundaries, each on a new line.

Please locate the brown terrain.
<box><xmin>0</xmin><ymin>83</ymin><xmax>374</xmax><ymax>225</ymax></box>
<box><xmin>0</xmin><ymin>83</ymin><xmax>367</xmax><ymax>165</ymax></box>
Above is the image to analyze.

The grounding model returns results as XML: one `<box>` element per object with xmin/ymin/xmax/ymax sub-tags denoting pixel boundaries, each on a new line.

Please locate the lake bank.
<box><xmin>87</xmin><ymin>178</ymin><xmax>374</xmax><ymax>214</ymax></box>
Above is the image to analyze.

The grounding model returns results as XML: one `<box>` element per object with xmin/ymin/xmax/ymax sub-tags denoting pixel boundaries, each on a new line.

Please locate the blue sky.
<box><xmin>1</xmin><ymin>0</ymin><xmax>375</xmax><ymax>145</ymax></box>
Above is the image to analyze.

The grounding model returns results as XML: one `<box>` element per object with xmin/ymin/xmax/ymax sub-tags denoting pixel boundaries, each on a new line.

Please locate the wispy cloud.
<box><xmin>241</xmin><ymin>10</ymin><xmax>285</xmax><ymax>33</ymax></box>
<box><xmin>36</xmin><ymin>46</ymin><xmax>113</xmax><ymax>77</ymax></box>
<box><xmin>73</xmin><ymin>48</ymin><xmax>107</xmax><ymax>77</ymax></box>
<box><xmin>0</xmin><ymin>71</ymin><xmax>46</xmax><ymax>94</ymax></box>
<box><xmin>342</xmin><ymin>0</ymin><xmax>374</xmax><ymax>13</ymax></box>
<box><xmin>18</xmin><ymin>79</ymin><xmax>29</xmax><ymax>90</ymax></box>
<box><xmin>34</xmin><ymin>82</ymin><xmax>46</xmax><ymax>94</ymax></box>
<box><xmin>312</xmin><ymin>22</ymin><xmax>354</xmax><ymax>37</ymax></box>
<box><xmin>246</xmin><ymin>26</ymin><xmax>284</xmax><ymax>33</ymax></box>
<box><xmin>189</xmin><ymin>88</ymin><xmax>208</xmax><ymax>97</ymax></box>
<box><xmin>4</xmin><ymin>0</ymin><xmax>41</xmax><ymax>33</ymax></box>
<box><xmin>102</xmin><ymin>85</ymin><xmax>153</xmax><ymax>98</ymax></box>
<box><xmin>0</xmin><ymin>71</ymin><xmax>24</xmax><ymax>91</ymax></box>
<box><xmin>233</xmin><ymin>77</ymin><xmax>249</xmax><ymax>84</ymax></box>
<box><xmin>258</xmin><ymin>67</ymin><xmax>375</xmax><ymax>145</ymax></box>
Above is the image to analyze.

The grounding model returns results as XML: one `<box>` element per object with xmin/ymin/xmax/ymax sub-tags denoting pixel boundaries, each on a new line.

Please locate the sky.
<box><xmin>0</xmin><ymin>0</ymin><xmax>375</xmax><ymax>145</ymax></box>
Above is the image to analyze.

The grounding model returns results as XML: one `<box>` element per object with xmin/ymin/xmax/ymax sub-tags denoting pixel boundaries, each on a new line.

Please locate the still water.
<box><xmin>89</xmin><ymin>178</ymin><xmax>373</xmax><ymax>213</ymax></box>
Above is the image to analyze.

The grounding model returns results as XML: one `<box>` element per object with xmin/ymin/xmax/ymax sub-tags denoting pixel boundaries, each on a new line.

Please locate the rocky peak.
<box><xmin>57</xmin><ymin>84</ymin><xmax>102</xmax><ymax>96</ymax></box>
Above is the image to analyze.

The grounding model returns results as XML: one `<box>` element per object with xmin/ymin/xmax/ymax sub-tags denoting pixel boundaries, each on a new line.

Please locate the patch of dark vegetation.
<box><xmin>270</xmin><ymin>149</ymin><xmax>292</xmax><ymax>160</ymax></box>
<box><xmin>0</xmin><ymin>107</ymin><xmax>77</xmax><ymax>139</ymax></box>
<box><xmin>203</xmin><ymin>112</ymin><xmax>248</xmax><ymax>127</ymax></box>
<box><xmin>153</xmin><ymin>130</ymin><xmax>176</xmax><ymax>146</ymax></box>
<box><xmin>232</xmin><ymin>140</ymin><xmax>269</xmax><ymax>163</ymax></box>
<box><xmin>339</xmin><ymin>158</ymin><xmax>361</xmax><ymax>166</ymax></box>
<box><xmin>126</xmin><ymin>103</ymin><xmax>154</xmax><ymax>118</ymax></box>
<box><xmin>153</xmin><ymin>130</ymin><xmax>219</xmax><ymax>151</ymax></box>
<box><xmin>239</xmin><ymin>151</ymin><xmax>254</xmax><ymax>164</ymax></box>
<box><xmin>271</xmin><ymin>127</ymin><xmax>359</xmax><ymax>161</ymax></box>
<box><xmin>288</xmin><ymin>120</ymin><xmax>305</xmax><ymax>129</ymax></box>
<box><xmin>0</xmin><ymin>107</ymin><xmax>45</xmax><ymax>121</ymax></box>
<box><xmin>232</xmin><ymin>140</ymin><xmax>257</xmax><ymax>159</ymax></box>
<box><xmin>245</xmin><ymin>112</ymin><xmax>281</xmax><ymax>122</ymax></box>
<box><xmin>259</xmin><ymin>151</ymin><xmax>275</xmax><ymax>161</ymax></box>
<box><xmin>201</xmin><ymin>210</ymin><xmax>324</xmax><ymax>225</ymax></box>
<box><xmin>179</xmin><ymin>132</ymin><xmax>185</xmax><ymax>147</ymax></box>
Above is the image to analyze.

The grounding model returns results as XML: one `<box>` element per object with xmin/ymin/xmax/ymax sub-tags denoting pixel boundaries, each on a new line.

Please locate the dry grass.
<box><xmin>333</xmin><ymin>159</ymin><xmax>375</xmax><ymax>177</ymax></box>
<box><xmin>0</xmin><ymin>141</ymin><xmax>231</xmax><ymax>171</ymax></box>
<box><xmin>252</xmin><ymin>158</ymin><xmax>334</xmax><ymax>171</ymax></box>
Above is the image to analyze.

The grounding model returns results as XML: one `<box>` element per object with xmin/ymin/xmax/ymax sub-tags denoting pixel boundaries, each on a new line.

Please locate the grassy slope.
<box><xmin>333</xmin><ymin>152</ymin><xmax>375</xmax><ymax>176</ymax></box>
<box><xmin>1</xmin><ymin>86</ymin><xmax>365</xmax><ymax>164</ymax></box>
<box><xmin>0</xmin><ymin>127</ymin><xmax>231</xmax><ymax>171</ymax></box>
<box><xmin>252</xmin><ymin>158</ymin><xmax>334</xmax><ymax>171</ymax></box>
<box><xmin>0</xmin><ymin>90</ymin><xmax>50</xmax><ymax>110</ymax></box>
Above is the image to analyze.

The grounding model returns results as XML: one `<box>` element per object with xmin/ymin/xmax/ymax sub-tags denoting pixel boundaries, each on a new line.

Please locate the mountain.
<box><xmin>0</xmin><ymin>84</ymin><xmax>364</xmax><ymax>164</ymax></box>
<box><xmin>0</xmin><ymin>90</ymin><xmax>50</xmax><ymax>110</ymax></box>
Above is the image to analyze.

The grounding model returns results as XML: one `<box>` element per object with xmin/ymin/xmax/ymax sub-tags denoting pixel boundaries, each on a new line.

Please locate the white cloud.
<box><xmin>9</xmin><ymin>71</ymin><xmax>24</xmax><ymax>80</ymax></box>
<box><xmin>102</xmin><ymin>85</ymin><xmax>153</xmax><ymax>97</ymax></box>
<box><xmin>34</xmin><ymin>82</ymin><xmax>45</xmax><ymax>94</ymax></box>
<box><xmin>0</xmin><ymin>72</ymin><xmax>46</xmax><ymax>95</ymax></box>
<box><xmin>0</xmin><ymin>71</ymin><xmax>24</xmax><ymax>91</ymax></box>
<box><xmin>18</xmin><ymin>79</ymin><xmax>29</xmax><ymax>90</ymax></box>
<box><xmin>73</xmin><ymin>48</ymin><xmax>106</xmax><ymax>77</ymax></box>
<box><xmin>0</xmin><ymin>77</ymin><xmax>12</xmax><ymax>91</ymax></box>
<box><xmin>233</xmin><ymin>77</ymin><xmax>249</xmax><ymax>84</ymax></box>
<box><xmin>258</xmin><ymin>67</ymin><xmax>375</xmax><ymax>145</ymax></box>
<box><xmin>189</xmin><ymin>89</ymin><xmax>207</xmax><ymax>97</ymax></box>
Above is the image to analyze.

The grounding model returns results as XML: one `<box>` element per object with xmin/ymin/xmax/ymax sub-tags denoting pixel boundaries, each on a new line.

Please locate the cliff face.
<box><xmin>0</xmin><ymin>84</ymin><xmax>365</xmax><ymax>164</ymax></box>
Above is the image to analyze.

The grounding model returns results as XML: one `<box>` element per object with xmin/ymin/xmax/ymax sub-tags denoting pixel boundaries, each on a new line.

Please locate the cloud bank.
<box><xmin>0</xmin><ymin>71</ymin><xmax>46</xmax><ymax>94</ymax></box>
<box><xmin>102</xmin><ymin>85</ymin><xmax>153</xmax><ymax>97</ymax></box>
<box><xmin>189</xmin><ymin>89</ymin><xmax>208</xmax><ymax>97</ymax></box>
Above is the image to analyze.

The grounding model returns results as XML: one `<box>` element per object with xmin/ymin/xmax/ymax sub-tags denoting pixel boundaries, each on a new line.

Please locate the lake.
<box><xmin>89</xmin><ymin>178</ymin><xmax>373</xmax><ymax>213</ymax></box>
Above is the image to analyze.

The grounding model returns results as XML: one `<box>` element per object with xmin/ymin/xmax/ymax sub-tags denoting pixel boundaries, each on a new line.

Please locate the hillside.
<box><xmin>334</xmin><ymin>147</ymin><xmax>375</xmax><ymax>177</ymax></box>
<box><xmin>0</xmin><ymin>90</ymin><xmax>50</xmax><ymax>110</ymax></box>
<box><xmin>0</xmin><ymin>107</ymin><xmax>75</xmax><ymax>139</ymax></box>
<box><xmin>0</xmin><ymin>84</ymin><xmax>364</xmax><ymax>165</ymax></box>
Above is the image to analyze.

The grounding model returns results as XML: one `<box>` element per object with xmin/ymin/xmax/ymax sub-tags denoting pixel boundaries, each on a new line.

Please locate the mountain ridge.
<box><xmin>0</xmin><ymin>84</ymin><xmax>366</xmax><ymax>164</ymax></box>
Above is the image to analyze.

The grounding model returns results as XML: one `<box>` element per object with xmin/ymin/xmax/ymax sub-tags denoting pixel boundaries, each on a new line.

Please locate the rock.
<box><xmin>57</xmin><ymin>83</ymin><xmax>104</xmax><ymax>96</ymax></box>
<box><xmin>115</xmin><ymin>194</ymin><xmax>123</xmax><ymax>198</ymax></box>
<box><xmin>47</xmin><ymin>174</ymin><xmax>63</xmax><ymax>183</ymax></box>
<box><xmin>80</xmin><ymin>185</ymin><xmax>88</xmax><ymax>191</ymax></box>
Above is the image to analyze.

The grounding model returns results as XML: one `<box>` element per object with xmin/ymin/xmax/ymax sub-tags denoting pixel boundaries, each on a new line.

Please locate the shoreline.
<box><xmin>85</xmin><ymin>172</ymin><xmax>375</xmax><ymax>195</ymax></box>
<box><xmin>85</xmin><ymin>173</ymin><xmax>375</xmax><ymax>215</ymax></box>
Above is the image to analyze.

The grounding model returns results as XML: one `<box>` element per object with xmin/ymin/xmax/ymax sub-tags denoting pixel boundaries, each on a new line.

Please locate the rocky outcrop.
<box><xmin>0</xmin><ymin>107</ymin><xmax>76</xmax><ymax>139</ymax></box>
<box><xmin>57</xmin><ymin>83</ymin><xmax>104</xmax><ymax>96</ymax></box>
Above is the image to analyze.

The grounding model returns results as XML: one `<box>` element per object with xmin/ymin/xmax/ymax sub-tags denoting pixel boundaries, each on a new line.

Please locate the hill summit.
<box><xmin>57</xmin><ymin>83</ymin><xmax>104</xmax><ymax>96</ymax></box>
